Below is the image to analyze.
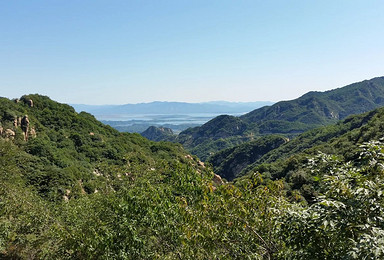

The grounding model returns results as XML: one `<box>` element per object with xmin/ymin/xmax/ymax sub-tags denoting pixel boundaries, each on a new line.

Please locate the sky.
<box><xmin>1</xmin><ymin>0</ymin><xmax>384</xmax><ymax>105</ymax></box>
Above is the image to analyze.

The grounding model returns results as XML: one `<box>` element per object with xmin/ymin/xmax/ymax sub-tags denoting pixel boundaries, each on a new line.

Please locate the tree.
<box><xmin>278</xmin><ymin>140</ymin><xmax>384</xmax><ymax>259</ymax></box>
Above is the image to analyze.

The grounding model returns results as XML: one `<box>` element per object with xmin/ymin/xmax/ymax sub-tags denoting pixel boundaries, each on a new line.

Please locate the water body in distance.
<box><xmin>100</xmin><ymin>113</ymin><xmax>246</xmax><ymax>134</ymax></box>
<box><xmin>72</xmin><ymin>101</ymin><xmax>274</xmax><ymax>134</ymax></box>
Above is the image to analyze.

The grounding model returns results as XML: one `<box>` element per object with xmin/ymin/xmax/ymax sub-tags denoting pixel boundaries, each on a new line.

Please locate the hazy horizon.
<box><xmin>69</xmin><ymin>100</ymin><xmax>274</xmax><ymax>106</ymax></box>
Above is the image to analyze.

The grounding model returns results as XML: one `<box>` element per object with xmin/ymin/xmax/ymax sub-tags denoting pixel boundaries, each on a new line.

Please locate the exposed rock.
<box><xmin>21</xmin><ymin>115</ymin><xmax>29</xmax><ymax>130</ymax></box>
<box><xmin>21</xmin><ymin>115</ymin><xmax>30</xmax><ymax>141</ymax></box>
<box><xmin>78</xmin><ymin>180</ymin><xmax>86</xmax><ymax>194</ymax></box>
<box><xmin>27</xmin><ymin>99</ymin><xmax>34</xmax><ymax>107</ymax></box>
<box><xmin>93</xmin><ymin>169</ymin><xmax>102</xmax><ymax>176</ymax></box>
<box><xmin>62</xmin><ymin>189</ymin><xmax>71</xmax><ymax>202</ymax></box>
<box><xmin>0</xmin><ymin>126</ymin><xmax>3</xmax><ymax>135</ymax></box>
<box><xmin>21</xmin><ymin>97</ymin><xmax>34</xmax><ymax>107</ymax></box>
<box><xmin>13</xmin><ymin>117</ymin><xmax>18</xmax><ymax>128</ymax></box>
<box><xmin>13</xmin><ymin>98</ymin><xmax>20</xmax><ymax>103</ymax></box>
<box><xmin>4</xmin><ymin>129</ymin><xmax>15</xmax><ymax>140</ymax></box>
<box><xmin>29</xmin><ymin>127</ymin><xmax>37</xmax><ymax>138</ymax></box>
<box><xmin>213</xmin><ymin>174</ymin><xmax>224</xmax><ymax>185</ymax></box>
<box><xmin>184</xmin><ymin>154</ymin><xmax>193</xmax><ymax>160</ymax></box>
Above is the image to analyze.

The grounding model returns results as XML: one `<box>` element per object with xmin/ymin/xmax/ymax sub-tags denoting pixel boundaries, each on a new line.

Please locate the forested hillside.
<box><xmin>209</xmin><ymin>106</ymin><xmax>384</xmax><ymax>182</ymax></box>
<box><xmin>2</xmin><ymin>94</ymin><xmax>384</xmax><ymax>259</ymax></box>
<box><xmin>234</xmin><ymin>106</ymin><xmax>384</xmax><ymax>202</ymax></box>
<box><xmin>0</xmin><ymin>95</ymin><xmax>202</xmax><ymax>200</ymax></box>
<box><xmin>173</xmin><ymin>77</ymin><xmax>384</xmax><ymax>160</ymax></box>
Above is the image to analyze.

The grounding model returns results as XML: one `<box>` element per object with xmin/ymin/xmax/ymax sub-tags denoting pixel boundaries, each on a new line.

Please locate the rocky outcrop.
<box><xmin>21</xmin><ymin>115</ymin><xmax>30</xmax><ymax>141</ymax></box>
<box><xmin>13</xmin><ymin>117</ymin><xmax>19</xmax><ymax>128</ymax></box>
<box><xmin>29</xmin><ymin>127</ymin><xmax>37</xmax><ymax>139</ymax></box>
<box><xmin>213</xmin><ymin>174</ymin><xmax>224</xmax><ymax>185</ymax></box>
<box><xmin>63</xmin><ymin>189</ymin><xmax>71</xmax><ymax>202</ymax></box>
<box><xmin>20</xmin><ymin>96</ymin><xmax>34</xmax><ymax>107</ymax></box>
<box><xmin>27</xmin><ymin>99</ymin><xmax>34</xmax><ymax>107</ymax></box>
<box><xmin>4</xmin><ymin>129</ymin><xmax>15</xmax><ymax>140</ymax></box>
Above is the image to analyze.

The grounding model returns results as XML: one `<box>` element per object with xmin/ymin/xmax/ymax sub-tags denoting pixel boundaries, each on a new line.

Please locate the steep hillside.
<box><xmin>177</xmin><ymin>76</ymin><xmax>384</xmax><ymax>160</ymax></box>
<box><xmin>214</xmin><ymin>104</ymin><xmax>384</xmax><ymax>184</ymax></box>
<box><xmin>241</xmin><ymin>76</ymin><xmax>384</xmax><ymax>124</ymax></box>
<box><xmin>2</xmin><ymin>94</ymin><xmax>384</xmax><ymax>259</ymax></box>
<box><xmin>208</xmin><ymin>135</ymin><xmax>288</xmax><ymax>180</ymax></box>
<box><xmin>0</xmin><ymin>94</ymin><xmax>202</xmax><ymax>200</ymax></box>
<box><xmin>233</xmin><ymin>106</ymin><xmax>384</xmax><ymax>201</ymax></box>
<box><xmin>0</xmin><ymin>94</ymin><xmax>292</xmax><ymax>259</ymax></box>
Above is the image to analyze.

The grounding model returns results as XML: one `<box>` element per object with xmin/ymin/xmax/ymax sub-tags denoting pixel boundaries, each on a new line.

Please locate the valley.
<box><xmin>2</xmin><ymin>76</ymin><xmax>384</xmax><ymax>258</ymax></box>
<box><xmin>2</xmin><ymin>1</ymin><xmax>384</xmax><ymax>258</ymax></box>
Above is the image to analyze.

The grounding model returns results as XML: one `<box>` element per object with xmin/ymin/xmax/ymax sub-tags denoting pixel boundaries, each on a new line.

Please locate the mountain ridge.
<box><xmin>173</xmin><ymin>76</ymin><xmax>384</xmax><ymax>160</ymax></box>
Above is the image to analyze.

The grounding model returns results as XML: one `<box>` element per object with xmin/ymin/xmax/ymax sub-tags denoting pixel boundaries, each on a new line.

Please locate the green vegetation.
<box><xmin>170</xmin><ymin>76</ymin><xmax>384</xmax><ymax>159</ymax></box>
<box><xmin>2</xmin><ymin>93</ymin><xmax>384</xmax><ymax>259</ymax></box>
<box><xmin>233</xmin><ymin>106</ymin><xmax>384</xmax><ymax>201</ymax></box>
<box><xmin>208</xmin><ymin>135</ymin><xmax>288</xmax><ymax>180</ymax></box>
<box><xmin>277</xmin><ymin>140</ymin><xmax>384</xmax><ymax>259</ymax></box>
<box><xmin>141</xmin><ymin>126</ymin><xmax>176</xmax><ymax>142</ymax></box>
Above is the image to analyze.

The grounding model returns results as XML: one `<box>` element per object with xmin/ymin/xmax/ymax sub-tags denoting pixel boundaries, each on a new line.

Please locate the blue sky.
<box><xmin>1</xmin><ymin>1</ymin><xmax>383</xmax><ymax>104</ymax></box>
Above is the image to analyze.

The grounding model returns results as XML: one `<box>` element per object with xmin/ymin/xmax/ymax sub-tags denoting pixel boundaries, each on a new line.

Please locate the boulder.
<box><xmin>4</xmin><ymin>129</ymin><xmax>15</xmax><ymax>139</ymax></box>
<box><xmin>21</xmin><ymin>115</ymin><xmax>29</xmax><ymax>130</ymax></box>
<box><xmin>27</xmin><ymin>99</ymin><xmax>34</xmax><ymax>107</ymax></box>
<box><xmin>213</xmin><ymin>174</ymin><xmax>224</xmax><ymax>185</ymax></box>
<box><xmin>29</xmin><ymin>127</ymin><xmax>37</xmax><ymax>138</ymax></box>
<box><xmin>21</xmin><ymin>115</ymin><xmax>30</xmax><ymax>141</ymax></box>
<box><xmin>13</xmin><ymin>117</ymin><xmax>18</xmax><ymax>127</ymax></box>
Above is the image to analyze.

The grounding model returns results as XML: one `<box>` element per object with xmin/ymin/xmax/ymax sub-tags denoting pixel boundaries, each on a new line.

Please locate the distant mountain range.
<box><xmin>71</xmin><ymin>101</ymin><xmax>274</xmax><ymax>115</ymax></box>
<box><xmin>71</xmin><ymin>101</ymin><xmax>274</xmax><ymax>134</ymax></box>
